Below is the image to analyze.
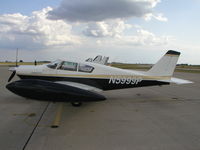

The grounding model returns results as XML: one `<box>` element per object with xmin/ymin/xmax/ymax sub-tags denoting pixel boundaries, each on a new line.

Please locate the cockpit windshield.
<box><xmin>59</xmin><ymin>61</ymin><xmax>78</xmax><ymax>71</ymax></box>
<box><xmin>47</xmin><ymin>60</ymin><xmax>62</xmax><ymax>69</ymax></box>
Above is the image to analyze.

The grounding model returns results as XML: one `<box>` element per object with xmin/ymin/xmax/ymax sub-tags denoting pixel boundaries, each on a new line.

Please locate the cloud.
<box><xmin>92</xmin><ymin>28</ymin><xmax>171</xmax><ymax>46</ymax></box>
<box><xmin>81</xmin><ymin>19</ymin><xmax>170</xmax><ymax>46</ymax></box>
<box><xmin>0</xmin><ymin>2</ymin><xmax>174</xmax><ymax>63</ymax></box>
<box><xmin>0</xmin><ymin>5</ymin><xmax>168</xmax><ymax>53</ymax></box>
<box><xmin>0</xmin><ymin>7</ymin><xmax>80</xmax><ymax>50</ymax></box>
<box><xmin>48</xmin><ymin>0</ymin><xmax>162</xmax><ymax>22</ymax></box>
<box><xmin>83</xmin><ymin>19</ymin><xmax>132</xmax><ymax>38</ymax></box>
<box><xmin>118</xmin><ymin>29</ymin><xmax>170</xmax><ymax>46</ymax></box>
<box><xmin>144</xmin><ymin>13</ymin><xmax>168</xmax><ymax>22</ymax></box>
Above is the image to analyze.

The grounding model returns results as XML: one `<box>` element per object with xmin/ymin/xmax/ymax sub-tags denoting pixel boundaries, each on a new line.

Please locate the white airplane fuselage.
<box><xmin>15</xmin><ymin>62</ymin><xmax>169</xmax><ymax>91</ymax></box>
<box><xmin>6</xmin><ymin>50</ymin><xmax>192</xmax><ymax>103</ymax></box>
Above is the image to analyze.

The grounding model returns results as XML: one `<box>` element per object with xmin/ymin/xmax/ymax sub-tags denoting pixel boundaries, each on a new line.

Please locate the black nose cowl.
<box><xmin>6</xmin><ymin>82</ymin><xmax>16</xmax><ymax>91</ymax></box>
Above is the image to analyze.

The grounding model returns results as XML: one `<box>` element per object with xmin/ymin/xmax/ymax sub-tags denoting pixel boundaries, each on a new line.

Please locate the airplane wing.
<box><xmin>6</xmin><ymin>79</ymin><xmax>106</xmax><ymax>102</ymax></box>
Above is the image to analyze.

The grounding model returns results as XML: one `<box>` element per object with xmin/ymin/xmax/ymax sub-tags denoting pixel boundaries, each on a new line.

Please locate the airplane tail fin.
<box><xmin>147</xmin><ymin>50</ymin><xmax>180</xmax><ymax>77</ymax></box>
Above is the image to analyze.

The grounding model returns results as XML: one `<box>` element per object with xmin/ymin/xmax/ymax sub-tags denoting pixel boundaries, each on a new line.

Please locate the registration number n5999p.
<box><xmin>108</xmin><ymin>76</ymin><xmax>142</xmax><ymax>85</ymax></box>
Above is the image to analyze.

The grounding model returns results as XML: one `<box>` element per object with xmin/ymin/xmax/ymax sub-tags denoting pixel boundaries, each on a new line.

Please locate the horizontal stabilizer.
<box><xmin>159</xmin><ymin>77</ymin><xmax>193</xmax><ymax>85</ymax></box>
<box><xmin>170</xmin><ymin>77</ymin><xmax>193</xmax><ymax>84</ymax></box>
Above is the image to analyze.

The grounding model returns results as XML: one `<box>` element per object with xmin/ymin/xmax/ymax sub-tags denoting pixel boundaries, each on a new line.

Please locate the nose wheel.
<box><xmin>71</xmin><ymin>102</ymin><xmax>82</xmax><ymax>107</ymax></box>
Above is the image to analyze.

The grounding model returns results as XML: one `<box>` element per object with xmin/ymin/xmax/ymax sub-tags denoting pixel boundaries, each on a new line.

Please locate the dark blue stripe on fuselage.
<box><xmin>18</xmin><ymin>75</ymin><xmax>169</xmax><ymax>90</ymax></box>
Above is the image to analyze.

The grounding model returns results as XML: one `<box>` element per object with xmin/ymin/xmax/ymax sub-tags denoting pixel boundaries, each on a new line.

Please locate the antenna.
<box><xmin>16</xmin><ymin>48</ymin><xmax>18</xmax><ymax>67</ymax></box>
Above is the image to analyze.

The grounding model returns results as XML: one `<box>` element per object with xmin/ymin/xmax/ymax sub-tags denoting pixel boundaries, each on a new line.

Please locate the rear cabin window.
<box><xmin>47</xmin><ymin>60</ymin><xmax>61</xmax><ymax>69</ymax></box>
<box><xmin>78</xmin><ymin>64</ymin><xmax>94</xmax><ymax>73</ymax></box>
<box><xmin>60</xmin><ymin>61</ymin><xmax>78</xmax><ymax>71</ymax></box>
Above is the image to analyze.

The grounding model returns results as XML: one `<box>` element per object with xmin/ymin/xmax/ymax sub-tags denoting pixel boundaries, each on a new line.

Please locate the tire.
<box><xmin>71</xmin><ymin>102</ymin><xmax>82</xmax><ymax>107</ymax></box>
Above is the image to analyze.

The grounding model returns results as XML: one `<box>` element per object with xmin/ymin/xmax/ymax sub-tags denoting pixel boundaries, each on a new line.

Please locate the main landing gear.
<box><xmin>71</xmin><ymin>102</ymin><xmax>82</xmax><ymax>107</ymax></box>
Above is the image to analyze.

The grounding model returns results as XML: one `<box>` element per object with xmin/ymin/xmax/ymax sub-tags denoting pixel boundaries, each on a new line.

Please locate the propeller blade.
<box><xmin>8</xmin><ymin>71</ymin><xmax>16</xmax><ymax>82</ymax></box>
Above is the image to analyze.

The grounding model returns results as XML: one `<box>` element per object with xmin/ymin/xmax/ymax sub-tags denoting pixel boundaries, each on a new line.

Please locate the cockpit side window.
<box><xmin>59</xmin><ymin>61</ymin><xmax>78</xmax><ymax>71</ymax></box>
<box><xmin>47</xmin><ymin>60</ymin><xmax>61</xmax><ymax>69</ymax></box>
<box><xmin>78</xmin><ymin>64</ymin><xmax>94</xmax><ymax>73</ymax></box>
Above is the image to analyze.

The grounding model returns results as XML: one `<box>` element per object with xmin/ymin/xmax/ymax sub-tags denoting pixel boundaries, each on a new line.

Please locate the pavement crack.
<box><xmin>22</xmin><ymin>102</ymin><xmax>50</xmax><ymax>150</ymax></box>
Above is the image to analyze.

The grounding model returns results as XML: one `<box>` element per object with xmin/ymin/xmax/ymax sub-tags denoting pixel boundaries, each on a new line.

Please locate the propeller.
<box><xmin>8</xmin><ymin>48</ymin><xmax>18</xmax><ymax>82</ymax></box>
<box><xmin>8</xmin><ymin>70</ymin><xmax>16</xmax><ymax>82</ymax></box>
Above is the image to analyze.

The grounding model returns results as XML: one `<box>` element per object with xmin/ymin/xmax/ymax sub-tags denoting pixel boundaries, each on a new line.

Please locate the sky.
<box><xmin>0</xmin><ymin>0</ymin><xmax>199</xmax><ymax>64</ymax></box>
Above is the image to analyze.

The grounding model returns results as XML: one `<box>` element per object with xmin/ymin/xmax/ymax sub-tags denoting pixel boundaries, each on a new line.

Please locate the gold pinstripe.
<box><xmin>165</xmin><ymin>54</ymin><xmax>180</xmax><ymax>57</ymax></box>
<box><xmin>18</xmin><ymin>73</ymin><xmax>171</xmax><ymax>80</ymax></box>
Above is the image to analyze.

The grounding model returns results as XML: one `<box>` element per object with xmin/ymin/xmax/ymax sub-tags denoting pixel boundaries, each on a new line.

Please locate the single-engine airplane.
<box><xmin>6</xmin><ymin>50</ymin><xmax>192</xmax><ymax>106</ymax></box>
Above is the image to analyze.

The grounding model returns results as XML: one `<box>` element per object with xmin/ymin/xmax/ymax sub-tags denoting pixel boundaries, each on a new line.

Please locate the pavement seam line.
<box><xmin>22</xmin><ymin>102</ymin><xmax>50</xmax><ymax>150</ymax></box>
